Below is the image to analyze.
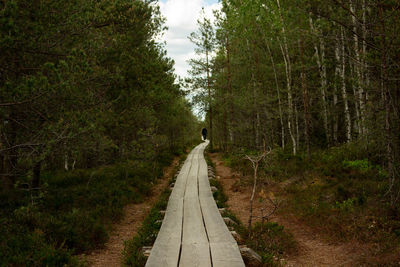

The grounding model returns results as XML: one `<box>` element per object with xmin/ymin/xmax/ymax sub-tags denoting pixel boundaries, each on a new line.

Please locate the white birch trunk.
<box><xmin>279</xmin><ymin>41</ymin><xmax>296</xmax><ymax>155</ymax></box>
<box><xmin>309</xmin><ymin>15</ymin><xmax>330</xmax><ymax>145</ymax></box>
<box><xmin>362</xmin><ymin>0</ymin><xmax>369</xmax><ymax>134</ymax></box>
<box><xmin>266</xmin><ymin>41</ymin><xmax>285</xmax><ymax>149</ymax></box>
<box><xmin>277</xmin><ymin>0</ymin><xmax>296</xmax><ymax>155</ymax></box>
<box><xmin>334</xmin><ymin>43</ymin><xmax>339</xmax><ymax>144</ymax></box>
<box><xmin>64</xmin><ymin>152</ymin><xmax>69</xmax><ymax>171</ymax></box>
<box><xmin>350</xmin><ymin>0</ymin><xmax>366</xmax><ymax>135</ymax></box>
<box><xmin>341</xmin><ymin>27</ymin><xmax>352</xmax><ymax>142</ymax></box>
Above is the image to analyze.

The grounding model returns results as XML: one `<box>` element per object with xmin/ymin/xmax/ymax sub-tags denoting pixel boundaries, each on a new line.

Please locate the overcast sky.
<box><xmin>158</xmin><ymin>0</ymin><xmax>221</xmax><ymax>79</ymax></box>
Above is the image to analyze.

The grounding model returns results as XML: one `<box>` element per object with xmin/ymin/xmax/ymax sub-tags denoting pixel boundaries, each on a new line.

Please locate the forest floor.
<box><xmin>84</xmin><ymin>157</ymin><xmax>180</xmax><ymax>267</ymax></box>
<box><xmin>210</xmin><ymin>152</ymin><xmax>369</xmax><ymax>267</ymax></box>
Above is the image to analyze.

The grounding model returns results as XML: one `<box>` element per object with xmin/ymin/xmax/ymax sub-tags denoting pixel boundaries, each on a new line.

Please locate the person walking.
<box><xmin>201</xmin><ymin>128</ymin><xmax>207</xmax><ymax>141</ymax></box>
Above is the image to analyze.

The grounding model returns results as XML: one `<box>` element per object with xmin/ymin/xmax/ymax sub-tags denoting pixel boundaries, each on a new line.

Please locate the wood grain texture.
<box><xmin>146</xmin><ymin>141</ymin><xmax>244</xmax><ymax>267</ymax></box>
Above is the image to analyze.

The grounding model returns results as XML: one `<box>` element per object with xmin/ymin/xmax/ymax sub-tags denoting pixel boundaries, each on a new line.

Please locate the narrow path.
<box><xmin>85</xmin><ymin>157</ymin><xmax>179</xmax><ymax>267</ymax></box>
<box><xmin>146</xmin><ymin>142</ymin><xmax>244</xmax><ymax>267</ymax></box>
<box><xmin>210</xmin><ymin>152</ymin><xmax>366</xmax><ymax>267</ymax></box>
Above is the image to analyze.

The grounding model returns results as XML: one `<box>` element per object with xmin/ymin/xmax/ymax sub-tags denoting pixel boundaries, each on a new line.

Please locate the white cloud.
<box><xmin>158</xmin><ymin>0</ymin><xmax>221</xmax><ymax>79</ymax></box>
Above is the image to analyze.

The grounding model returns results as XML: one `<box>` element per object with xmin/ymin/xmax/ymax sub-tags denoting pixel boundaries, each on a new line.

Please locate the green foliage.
<box><xmin>247</xmin><ymin>222</ymin><xmax>296</xmax><ymax>265</ymax></box>
<box><xmin>335</xmin><ymin>197</ymin><xmax>357</xmax><ymax>213</ymax></box>
<box><xmin>225</xmin><ymin>141</ymin><xmax>399</xmax><ymax>259</ymax></box>
<box><xmin>342</xmin><ymin>159</ymin><xmax>372</xmax><ymax>173</ymax></box>
<box><xmin>0</xmin><ymin>158</ymin><xmax>170</xmax><ymax>265</ymax></box>
<box><xmin>210</xmin><ymin>179</ymin><xmax>228</xmax><ymax>208</ymax></box>
<box><xmin>122</xmin><ymin>188</ymin><xmax>171</xmax><ymax>267</ymax></box>
<box><xmin>1</xmin><ymin>0</ymin><xmax>199</xmax><ymax>188</ymax></box>
<box><xmin>0</xmin><ymin>0</ymin><xmax>199</xmax><ymax>263</ymax></box>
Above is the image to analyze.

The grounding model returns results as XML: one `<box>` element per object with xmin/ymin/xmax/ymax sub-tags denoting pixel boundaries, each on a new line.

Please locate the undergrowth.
<box><xmin>0</xmin><ymin>150</ymin><xmax>179</xmax><ymax>266</ymax></box>
<box><xmin>207</xmin><ymin>151</ymin><xmax>295</xmax><ymax>267</ymax></box>
<box><xmin>122</xmin><ymin>188</ymin><xmax>171</xmax><ymax>267</ymax></box>
<box><xmin>222</xmin><ymin>141</ymin><xmax>400</xmax><ymax>263</ymax></box>
<box><xmin>122</xmin><ymin>154</ymin><xmax>186</xmax><ymax>266</ymax></box>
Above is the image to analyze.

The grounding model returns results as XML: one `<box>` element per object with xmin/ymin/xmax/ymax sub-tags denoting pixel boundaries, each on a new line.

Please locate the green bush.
<box><xmin>335</xmin><ymin>198</ymin><xmax>357</xmax><ymax>213</ymax></box>
<box><xmin>343</xmin><ymin>159</ymin><xmax>372</xmax><ymax>173</ymax></box>
<box><xmin>247</xmin><ymin>222</ymin><xmax>297</xmax><ymax>264</ymax></box>
<box><xmin>0</xmin><ymin>156</ymin><xmax>173</xmax><ymax>265</ymax></box>
<box><xmin>123</xmin><ymin>188</ymin><xmax>171</xmax><ymax>267</ymax></box>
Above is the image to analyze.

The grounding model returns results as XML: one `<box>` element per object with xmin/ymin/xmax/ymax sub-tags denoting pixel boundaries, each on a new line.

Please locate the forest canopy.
<box><xmin>188</xmin><ymin>0</ymin><xmax>400</xmax><ymax>207</ymax></box>
<box><xmin>0</xmin><ymin>0</ymin><xmax>198</xmax><ymax>187</ymax></box>
<box><xmin>0</xmin><ymin>1</ymin><xmax>199</xmax><ymax>265</ymax></box>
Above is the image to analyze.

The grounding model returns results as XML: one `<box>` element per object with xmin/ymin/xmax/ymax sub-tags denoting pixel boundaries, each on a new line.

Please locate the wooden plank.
<box><xmin>170</xmin><ymin>151</ymin><xmax>194</xmax><ymax>199</ymax></box>
<box><xmin>145</xmin><ymin>197</ymin><xmax>183</xmax><ymax>267</ymax></box>
<box><xmin>198</xmin><ymin>156</ymin><xmax>213</xmax><ymax>199</ymax></box>
<box><xmin>210</xmin><ymin>242</ymin><xmax>245</xmax><ymax>267</ymax></box>
<box><xmin>197</xmin><ymin>143</ymin><xmax>245</xmax><ymax>267</ymax></box>
<box><xmin>146</xmin><ymin>148</ymin><xmax>195</xmax><ymax>267</ymax></box>
<box><xmin>147</xmin><ymin>141</ymin><xmax>243</xmax><ymax>267</ymax></box>
<box><xmin>200</xmin><ymin>196</ymin><xmax>235</xmax><ymax>244</ymax></box>
<box><xmin>180</xmin><ymin>243</ymin><xmax>211</xmax><ymax>267</ymax></box>
<box><xmin>179</xmin><ymin>148</ymin><xmax>211</xmax><ymax>267</ymax></box>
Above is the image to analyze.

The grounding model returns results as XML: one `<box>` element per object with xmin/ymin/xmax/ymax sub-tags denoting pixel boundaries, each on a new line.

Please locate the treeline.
<box><xmin>189</xmin><ymin>0</ymin><xmax>400</xmax><ymax>206</ymax></box>
<box><xmin>0</xmin><ymin>1</ymin><xmax>199</xmax><ymax>265</ymax></box>
<box><xmin>0</xmin><ymin>0</ymin><xmax>198</xmax><ymax>188</ymax></box>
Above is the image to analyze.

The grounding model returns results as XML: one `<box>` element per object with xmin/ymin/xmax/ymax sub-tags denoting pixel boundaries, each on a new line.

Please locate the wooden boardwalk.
<box><xmin>146</xmin><ymin>141</ymin><xmax>245</xmax><ymax>267</ymax></box>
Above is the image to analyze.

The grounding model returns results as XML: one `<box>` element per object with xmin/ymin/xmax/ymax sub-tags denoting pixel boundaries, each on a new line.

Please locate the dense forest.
<box><xmin>0</xmin><ymin>0</ymin><xmax>198</xmax><ymax>265</ymax></box>
<box><xmin>189</xmin><ymin>0</ymin><xmax>399</xmax><ymax>206</ymax></box>
<box><xmin>1</xmin><ymin>0</ymin><xmax>400</xmax><ymax>265</ymax></box>
<box><xmin>187</xmin><ymin>0</ymin><xmax>400</xmax><ymax>263</ymax></box>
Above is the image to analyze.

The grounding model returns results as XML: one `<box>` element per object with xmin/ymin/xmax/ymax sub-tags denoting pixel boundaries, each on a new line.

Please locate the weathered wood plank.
<box><xmin>145</xmin><ymin>197</ymin><xmax>183</xmax><ymax>267</ymax></box>
<box><xmin>210</xmin><ymin>242</ymin><xmax>245</xmax><ymax>267</ymax></box>
<box><xmin>198</xmin><ymin>157</ymin><xmax>213</xmax><ymax>199</ymax></box>
<box><xmin>180</xmin><ymin>147</ymin><xmax>211</xmax><ymax>266</ymax></box>
<box><xmin>200</xmin><ymin>196</ymin><xmax>235</xmax><ymax>244</ymax></box>
<box><xmin>197</xmin><ymin>143</ymin><xmax>245</xmax><ymax>267</ymax></box>
<box><xmin>180</xmin><ymin>243</ymin><xmax>211</xmax><ymax>267</ymax></box>
<box><xmin>146</xmin><ymin>141</ymin><xmax>244</xmax><ymax>267</ymax></box>
<box><xmin>146</xmin><ymin>149</ymin><xmax>195</xmax><ymax>267</ymax></box>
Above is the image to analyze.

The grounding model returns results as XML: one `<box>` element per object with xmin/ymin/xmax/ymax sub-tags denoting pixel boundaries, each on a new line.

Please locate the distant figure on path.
<box><xmin>202</xmin><ymin>128</ymin><xmax>207</xmax><ymax>141</ymax></box>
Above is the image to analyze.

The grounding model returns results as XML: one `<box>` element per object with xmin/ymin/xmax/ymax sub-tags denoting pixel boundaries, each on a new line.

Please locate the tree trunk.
<box><xmin>206</xmin><ymin>49</ymin><xmax>213</xmax><ymax>149</ymax></box>
<box><xmin>251</xmin><ymin>41</ymin><xmax>261</xmax><ymax>149</ymax></box>
<box><xmin>64</xmin><ymin>144</ymin><xmax>69</xmax><ymax>171</ymax></box>
<box><xmin>340</xmin><ymin>27</ymin><xmax>352</xmax><ymax>142</ymax></box>
<box><xmin>277</xmin><ymin>0</ymin><xmax>296</xmax><ymax>154</ymax></box>
<box><xmin>226</xmin><ymin>36</ymin><xmax>234</xmax><ymax>147</ymax></box>
<box><xmin>362</xmin><ymin>0</ymin><xmax>369</xmax><ymax>136</ymax></box>
<box><xmin>350</xmin><ymin>0</ymin><xmax>366</xmax><ymax>136</ymax></box>
<box><xmin>266</xmin><ymin>41</ymin><xmax>285</xmax><ymax>149</ymax></box>
<box><xmin>279</xmin><ymin>41</ymin><xmax>296</xmax><ymax>155</ymax></box>
<box><xmin>350</xmin><ymin>61</ymin><xmax>361</xmax><ymax>135</ymax></box>
<box><xmin>333</xmin><ymin>40</ymin><xmax>340</xmax><ymax>145</ymax></box>
<box><xmin>309</xmin><ymin>15</ymin><xmax>330</xmax><ymax>146</ymax></box>
<box><xmin>299</xmin><ymin>37</ymin><xmax>310</xmax><ymax>159</ymax></box>
<box><xmin>378</xmin><ymin>4</ymin><xmax>395</xmax><ymax>207</ymax></box>
<box><xmin>32</xmin><ymin>161</ymin><xmax>41</xmax><ymax>189</ymax></box>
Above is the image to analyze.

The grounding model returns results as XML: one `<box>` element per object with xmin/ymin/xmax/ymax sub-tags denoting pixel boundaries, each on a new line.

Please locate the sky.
<box><xmin>158</xmin><ymin>0</ymin><xmax>221</xmax><ymax>79</ymax></box>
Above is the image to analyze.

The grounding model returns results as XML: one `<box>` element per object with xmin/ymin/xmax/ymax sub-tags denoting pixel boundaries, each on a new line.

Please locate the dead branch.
<box><xmin>245</xmin><ymin>143</ymin><xmax>271</xmax><ymax>236</ymax></box>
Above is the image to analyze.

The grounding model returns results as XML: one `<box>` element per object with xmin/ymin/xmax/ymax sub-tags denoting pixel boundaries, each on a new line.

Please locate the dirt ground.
<box><xmin>209</xmin><ymin>152</ymin><xmax>367</xmax><ymax>267</ymax></box>
<box><xmin>84</xmin><ymin>157</ymin><xmax>180</xmax><ymax>267</ymax></box>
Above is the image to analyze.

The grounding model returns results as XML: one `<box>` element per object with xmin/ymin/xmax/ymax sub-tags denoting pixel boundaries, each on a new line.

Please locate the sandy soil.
<box><xmin>209</xmin><ymin>153</ymin><xmax>367</xmax><ymax>267</ymax></box>
<box><xmin>84</xmin><ymin>158</ymin><xmax>180</xmax><ymax>267</ymax></box>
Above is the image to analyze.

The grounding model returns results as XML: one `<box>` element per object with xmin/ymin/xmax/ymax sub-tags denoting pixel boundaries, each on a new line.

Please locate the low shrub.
<box><xmin>0</xmin><ymin>155</ymin><xmax>175</xmax><ymax>266</ymax></box>
<box><xmin>225</xmin><ymin>141</ymin><xmax>399</xmax><ymax>258</ymax></box>
<box><xmin>122</xmin><ymin>188</ymin><xmax>171</xmax><ymax>267</ymax></box>
<box><xmin>248</xmin><ymin>222</ymin><xmax>297</xmax><ymax>263</ymax></box>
